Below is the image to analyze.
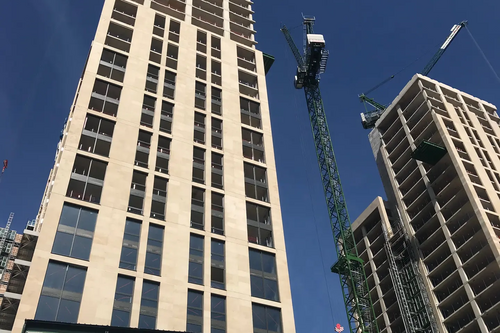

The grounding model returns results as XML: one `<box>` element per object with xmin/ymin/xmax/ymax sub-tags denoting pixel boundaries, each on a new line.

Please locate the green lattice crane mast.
<box><xmin>281</xmin><ymin>17</ymin><xmax>379</xmax><ymax>333</ymax></box>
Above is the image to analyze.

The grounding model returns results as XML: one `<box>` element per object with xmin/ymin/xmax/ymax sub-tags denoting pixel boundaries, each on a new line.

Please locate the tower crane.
<box><xmin>360</xmin><ymin>21</ymin><xmax>468</xmax><ymax>129</ymax></box>
<box><xmin>281</xmin><ymin>17</ymin><xmax>378</xmax><ymax>333</ymax></box>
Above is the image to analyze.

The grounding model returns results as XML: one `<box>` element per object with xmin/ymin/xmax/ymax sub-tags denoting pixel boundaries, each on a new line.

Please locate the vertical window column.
<box><xmin>211</xmin><ymin>239</ymin><xmax>225</xmax><ymax>289</ymax></box>
<box><xmin>119</xmin><ymin>218</ymin><xmax>141</xmax><ymax>270</ymax></box>
<box><xmin>189</xmin><ymin>234</ymin><xmax>204</xmax><ymax>285</ymax></box>
<box><xmin>35</xmin><ymin>261</ymin><xmax>87</xmax><ymax>323</ymax></box>
<box><xmin>145</xmin><ymin>224</ymin><xmax>164</xmax><ymax>276</ymax></box>
<box><xmin>187</xmin><ymin>290</ymin><xmax>203</xmax><ymax>333</ymax></box>
<box><xmin>111</xmin><ymin>275</ymin><xmax>135</xmax><ymax>327</ymax></box>
<box><xmin>139</xmin><ymin>280</ymin><xmax>159</xmax><ymax>329</ymax></box>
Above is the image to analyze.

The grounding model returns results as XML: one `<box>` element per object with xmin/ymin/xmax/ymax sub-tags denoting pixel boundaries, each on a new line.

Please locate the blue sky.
<box><xmin>1</xmin><ymin>0</ymin><xmax>500</xmax><ymax>332</ymax></box>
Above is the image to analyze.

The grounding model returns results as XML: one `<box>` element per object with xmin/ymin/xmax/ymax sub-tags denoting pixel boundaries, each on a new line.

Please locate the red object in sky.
<box><xmin>335</xmin><ymin>324</ymin><xmax>344</xmax><ymax>333</ymax></box>
<box><xmin>2</xmin><ymin>160</ymin><xmax>7</xmax><ymax>173</ymax></box>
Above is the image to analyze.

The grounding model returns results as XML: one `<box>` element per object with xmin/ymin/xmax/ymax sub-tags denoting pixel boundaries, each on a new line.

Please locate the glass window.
<box><xmin>246</xmin><ymin>202</ymin><xmax>273</xmax><ymax>248</ymax></box>
<box><xmin>187</xmin><ymin>290</ymin><xmax>203</xmax><ymax>332</ymax></box>
<box><xmin>211</xmin><ymin>295</ymin><xmax>226</xmax><ymax>333</ymax></box>
<box><xmin>66</xmin><ymin>155</ymin><xmax>108</xmax><ymax>204</ymax></box>
<box><xmin>97</xmin><ymin>49</ymin><xmax>127</xmax><ymax>82</ymax></box>
<box><xmin>139</xmin><ymin>280</ymin><xmax>159</xmax><ymax>329</ymax></box>
<box><xmin>249</xmin><ymin>249</ymin><xmax>279</xmax><ymax>302</ymax></box>
<box><xmin>35</xmin><ymin>261</ymin><xmax>87</xmax><ymax>323</ymax></box>
<box><xmin>88</xmin><ymin>78</ymin><xmax>122</xmax><ymax>117</ymax></box>
<box><xmin>145</xmin><ymin>224</ymin><xmax>164</xmax><ymax>276</ymax></box>
<box><xmin>111</xmin><ymin>275</ymin><xmax>135</xmax><ymax>327</ymax></box>
<box><xmin>119</xmin><ymin>218</ymin><xmax>141</xmax><ymax>270</ymax></box>
<box><xmin>252</xmin><ymin>303</ymin><xmax>282</xmax><ymax>333</ymax></box>
<box><xmin>211</xmin><ymin>239</ymin><xmax>225</xmax><ymax>290</ymax></box>
<box><xmin>244</xmin><ymin>163</ymin><xmax>268</xmax><ymax>203</ymax></box>
<box><xmin>79</xmin><ymin>114</ymin><xmax>115</xmax><ymax>157</ymax></box>
<box><xmin>52</xmin><ymin>203</ymin><xmax>98</xmax><ymax>260</ymax></box>
<box><xmin>189</xmin><ymin>234</ymin><xmax>204</xmax><ymax>285</ymax></box>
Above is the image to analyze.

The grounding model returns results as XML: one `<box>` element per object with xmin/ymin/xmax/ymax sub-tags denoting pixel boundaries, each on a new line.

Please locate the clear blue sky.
<box><xmin>1</xmin><ymin>0</ymin><xmax>500</xmax><ymax>332</ymax></box>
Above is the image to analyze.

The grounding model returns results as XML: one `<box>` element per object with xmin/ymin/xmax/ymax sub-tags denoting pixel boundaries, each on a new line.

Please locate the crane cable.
<box><xmin>464</xmin><ymin>25</ymin><xmax>500</xmax><ymax>85</ymax></box>
<box><xmin>284</xmin><ymin>44</ymin><xmax>338</xmax><ymax>328</ymax></box>
<box><xmin>362</xmin><ymin>40</ymin><xmax>443</xmax><ymax>96</ymax></box>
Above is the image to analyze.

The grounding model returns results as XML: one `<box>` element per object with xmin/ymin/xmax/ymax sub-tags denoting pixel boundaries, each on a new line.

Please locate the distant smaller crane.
<box><xmin>359</xmin><ymin>21</ymin><xmax>467</xmax><ymax>129</ymax></box>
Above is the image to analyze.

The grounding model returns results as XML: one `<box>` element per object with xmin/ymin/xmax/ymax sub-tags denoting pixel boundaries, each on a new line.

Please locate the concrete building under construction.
<box><xmin>353</xmin><ymin>74</ymin><xmax>500</xmax><ymax>333</ymax></box>
<box><xmin>0</xmin><ymin>216</ymin><xmax>38</xmax><ymax>332</ymax></box>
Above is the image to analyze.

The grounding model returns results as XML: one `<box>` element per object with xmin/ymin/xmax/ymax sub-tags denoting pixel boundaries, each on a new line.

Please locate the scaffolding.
<box><xmin>384</xmin><ymin>215</ymin><xmax>439</xmax><ymax>333</ymax></box>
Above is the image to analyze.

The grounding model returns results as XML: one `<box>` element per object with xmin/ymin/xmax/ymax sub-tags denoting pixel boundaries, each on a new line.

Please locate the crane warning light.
<box><xmin>335</xmin><ymin>324</ymin><xmax>344</xmax><ymax>332</ymax></box>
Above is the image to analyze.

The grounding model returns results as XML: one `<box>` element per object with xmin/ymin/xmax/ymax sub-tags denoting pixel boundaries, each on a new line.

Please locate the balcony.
<box><xmin>151</xmin><ymin>0</ymin><xmax>186</xmax><ymax>21</ymax></box>
<box><xmin>239</xmin><ymin>71</ymin><xmax>259</xmax><ymax>99</ymax></box>
<box><xmin>191</xmin><ymin>3</ymin><xmax>224</xmax><ymax>36</ymax></box>
<box><xmin>230</xmin><ymin>20</ymin><xmax>255</xmax><ymax>44</ymax></box>
<box><xmin>105</xmin><ymin>22</ymin><xmax>133</xmax><ymax>53</ymax></box>
<box><xmin>111</xmin><ymin>0</ymin><xmax>137</xmax><ymax>26</ymax></box>
<box><xmin>231</xmin><ymin>29</ymin><xmax>257</xmax><ymax>47</ymax></box>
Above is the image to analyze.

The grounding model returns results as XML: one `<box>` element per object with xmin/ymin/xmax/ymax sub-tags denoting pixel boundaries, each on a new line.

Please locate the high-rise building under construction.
<box><xmin>10</xmin><ymin>1</ymin><xmax>296</xmax><ymax>332</ymax></box>
<box><xmin>353</xmin><ymin>74</ymin><xmax>500</xmax><ymax>333</ymax></box>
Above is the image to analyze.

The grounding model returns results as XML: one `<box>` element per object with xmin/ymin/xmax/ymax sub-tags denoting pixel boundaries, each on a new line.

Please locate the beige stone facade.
<box><xmin>12</xmin><ymin>1</ymin><xmax>296</xmax><ymax>333</ymax></box>
<box><xmin>354</xmin><ymin>74</ymin><xmax>500</xmax><ymax>333</ymax></box>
